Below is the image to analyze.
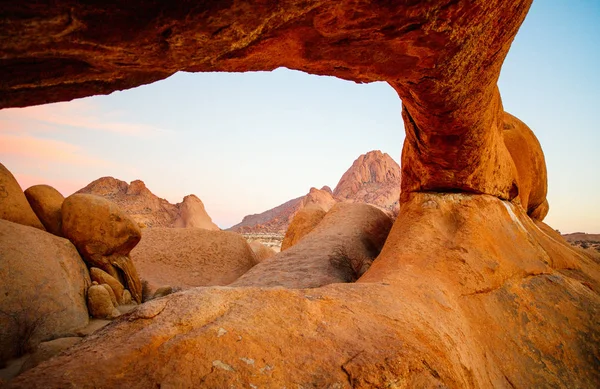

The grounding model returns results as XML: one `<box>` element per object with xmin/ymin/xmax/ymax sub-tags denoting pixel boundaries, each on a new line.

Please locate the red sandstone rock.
<box><xmin>172</xmin><ymin>195</ymin><xmax>219</xmax><ymax>230</ymax></box>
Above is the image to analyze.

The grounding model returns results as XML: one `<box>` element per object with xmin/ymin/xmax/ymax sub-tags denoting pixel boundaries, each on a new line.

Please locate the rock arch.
<box><xmin>1</xmin><ymin>0</ymin><xmax>544</xmax><ymax>211</ymax></box>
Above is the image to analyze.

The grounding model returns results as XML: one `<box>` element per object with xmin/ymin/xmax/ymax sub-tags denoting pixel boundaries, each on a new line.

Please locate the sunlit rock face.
<box><xmin>2</xmin><ymin>1</ymin><xmax>596</xmax><ymax>387</ymax></box>
<box><xmin>1</xmin><ymin>0</ymin><xmax>533</xmax><ymax>200</ymax></box>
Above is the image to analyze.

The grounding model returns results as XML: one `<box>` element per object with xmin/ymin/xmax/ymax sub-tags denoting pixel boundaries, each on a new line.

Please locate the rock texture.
<box><xmin>19</xmin><ymin>337</ymin><xmax>81</xmax><ymax>374</ymax></box>
<box><xmin>0</xmin><ymin>0</ymin><xmax>534</xmax><ymax>202</ymax></box>
<box><xmin>0</xmin><ymin>219</ymin><xmax>90</xmax><ymax>364</ymax></box>
<box><xmin>248</xmin><ymin>241</ymin><xmax>276</xmax><ymax>262</ymax></box>
<box><xmin>61</xmin><ymin>193</ymin><xmax>142</xmax><ymax>303</ymax></box>
<box><xmin>8</xmin><ymin>194</ymin><xmax>600</xmax><ymax>388</ymax></box>
<box><xmin>333</xmin><ymin>150</ymin><xmax>401</xmax><ymax>213</ymax></box>
<box><xmin>130</xmin><ymin>228</ymin><xmax>258</xmax><ymax>291</ymax></box>
<box><xmin>89</xmin><ymin>267</ymin><xmax>125</xmax><ymax>305</ymax></box>
<box><xmin>23</xmin><ymin>184</ymin><xmax>65</xmax><ymax>236</ymax></box>
<box><xmin>86</xmin><ymin>285</ymin><xmax>120</xmax><ymax>319</ymax></box>
<box><xmin>280</xmin><ymin>206</ymin><xmax>327</xmax><ymax>251</ymax></box>
<box><xmin>502</xmin><ymin>112</ymin><xmax>548</xmax><ymax>220</ymax></box>
<box><xmin>232</xmin><ymin>203</ymin><xmax>393</xmax><ymax>288</ymax></box>
<box><xmin>0</xmin><ymin>163</ymin><xmax>45</xmax><ymax>231</ymax></box>
<box><xmin>77</xmin><ymin>177</ymin><xmax>219</xmax><ymax>229</ymax></box>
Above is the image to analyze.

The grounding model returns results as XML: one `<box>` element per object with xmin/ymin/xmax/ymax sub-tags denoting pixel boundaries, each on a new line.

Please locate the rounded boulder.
<box><xmin>24</xmin><ymin>184</ymin><xmax>65</xmax><ymax>236</ymax></box>
<box><xmin>61</xmin><ymin>194</ymin><xmax>141</xmax><ymax>262</ymax></box>
<box><xmin>0</xmin><ymin>163</ymin><xmax>45</xmax><ymax>230</ymax></box>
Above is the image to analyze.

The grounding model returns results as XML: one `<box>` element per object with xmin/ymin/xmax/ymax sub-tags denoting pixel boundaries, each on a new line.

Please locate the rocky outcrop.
<box><xmin>77</xmin><ymin>177</ymin><xmax>219</xmax><ymax>229</ymax></box>
<box><xmin>0</xmin><ymin>219</ymin><xmax>90</xmax><ymax>365</ymax></box>
<box><xmin>86</xmin><ymin>284</ymin><xmax>120</xmax><ymax>320</ymax></box>
<box><xmin>333</xmin><ymin>150</ymin><xmax>401</xmax><ymax>213</ymax></box>
<box><xmin>280</xmin><ymin>206</ymin><xmax>327</xmax><ymax>251</ymax></box>
<box><xmin>19</xmin><ymin>337</ymin><xmax>82</xmax><ymax>374</ymax></box>
<box><xmin>9</xmin><ymin>194</ymin><xmax>600</xmax><ymax>388</ymax></box>
<box><xmin>502</xmin><ymin>112</ymin><xmax>548</xmax><ymax>220</ymax></box>
<box><xmin>130</xmin><ymin>228</ymin><xmax>258</xmax><ymax>291</ymax></box>
<box><xmin>230</xmin><ymin>151</ymin><xmax>400</xmax><ymax>234</ymax></box>
<box><xmin>172</xmin><ymin>195</ymin><xmax>219</xmax><ymax>230</ymax></box>
<box><xmin>0</xmin><ymin>163</ymin><xmax>45</xmax><ymax>231</ymax></box>
<box><xmin>232</xmin><ymin>203</ymin><xmax>393</xmax><ymax>288</ymax></box>
<box><xmin>89</xmin><ymin>268</ymin><xmax>126</xmax><ymax>305</ymax></box>
<box><xmin>23</xmin><ymin>184</ymin><xmax>65</xmax><ymax>236</ymax></box>
<box><xmin>229</xmin><ymin>196</ymin><xmax>304</xmax><ymax>234</ymax></box>
<box><xmin>61</xmin><ymin>193</ymin><xmax>142</xmax><ymax>303</ymax></box>
<box><xmin>248</xmin><ymin>241</ymin><xmax>276</xmax><ymax>262</ymax></box>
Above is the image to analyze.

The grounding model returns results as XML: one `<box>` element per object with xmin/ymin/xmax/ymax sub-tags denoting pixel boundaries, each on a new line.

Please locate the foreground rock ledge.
<box><xmin>9</xmin><ymin>193</ymin><xmax>599</xmax><ymax>388</ymax></box>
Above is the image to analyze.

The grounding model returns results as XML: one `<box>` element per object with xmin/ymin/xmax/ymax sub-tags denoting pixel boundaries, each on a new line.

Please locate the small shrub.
<box><xmin>329</xmin><ymin>246</ymin><xmax>372</xmax><ymax>282</ymax></box>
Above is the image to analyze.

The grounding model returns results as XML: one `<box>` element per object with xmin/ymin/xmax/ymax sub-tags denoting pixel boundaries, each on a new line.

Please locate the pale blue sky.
<box><xmin>0</xmin><ymin>0</ymin><xmax>598</xmax><ymax>232</ymax></box>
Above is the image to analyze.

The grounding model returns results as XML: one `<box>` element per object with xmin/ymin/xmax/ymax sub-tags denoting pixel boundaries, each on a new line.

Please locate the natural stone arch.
<box><xmin>1</xmin><ymin>0</ymin><xmax>541</xmax><ymax>211</ymax></box>
<box><xmin>3</xmin><ymin>2</ymin><xmax>600</xmax><ymax>388</ymax></box>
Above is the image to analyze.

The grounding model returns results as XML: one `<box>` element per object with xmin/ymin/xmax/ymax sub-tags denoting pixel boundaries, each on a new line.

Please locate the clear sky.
<box><xmin>0</xmin><ymin>0</ymin><xmax>598</xmax><ymax>233</ymax></box>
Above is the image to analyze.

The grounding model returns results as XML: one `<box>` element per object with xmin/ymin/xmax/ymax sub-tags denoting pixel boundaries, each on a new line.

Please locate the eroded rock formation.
<box><xmin>61</xmin><ymin>193</ymin><xmax>142</xmax><ymax>303</ymax></box>
<box><xmin>24</xmin><ymin>184</ymin><xmax>65</xmax><ymax>236</ymax></box>
<box><xmin>77</xmin><ymin>177</ymin><xmax>219</xmax><ymax>229</ymax></box>
<box><xmin>130</xmin><ymin>228</ymin><xmax>258</xmax><ymax>292</ymax></box>
<box><xmin>0</xmin><ymin>219</ymin><xmax>90</xmax><ymax>365</ymax></box>
<box><xmin>1</xmin><ymin>0</ymin><xmax>595</xmax><ymax>387</ymax></box>
<box><xmin>333</xmin><ymin>150</ymin><xmax>401</xmax><ymax>214</ymax></box>
<box><xmin>232</xmin><ymin>203</ymin><xmax>393</xmax><ymax>288</ymax></box>
<box><xmin>0</xmin><ymin>163</ymin><xmax>46</xmax><ymax>231</ymax></box>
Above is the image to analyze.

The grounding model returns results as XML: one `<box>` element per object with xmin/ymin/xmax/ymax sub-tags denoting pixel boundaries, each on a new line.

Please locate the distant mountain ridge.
<box><xmin>228</xmin><ymin>150</ymin><xmax>401</xmax><ymax>234</ymax></box>
<box><xmin>76</xmin><ymin>177</ymin><xmax>219</xmax><ymax>230</ymax></box>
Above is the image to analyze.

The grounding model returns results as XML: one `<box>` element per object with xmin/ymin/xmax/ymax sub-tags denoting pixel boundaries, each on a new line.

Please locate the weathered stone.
<box><xmin>152</xmin><ymin>287</ymin><xmax>173</xmax><ymax>300</ymax></box>
<box><xmin>8</xmin><ymin>193</ymin><xmax>600</xmax><ymax>388</ymax></box>
<box><xmin>280</xmin><ymin>206</ymin><xmax>326</xmax><ymax>251</ymax></box>
<box><xmin>248</xmin><ymin>241</ymin><xmax>276</xmax><ymax>262</ymax></box>
<box><xmin>0</xmin><ymin>163</ymin><xmax>45</xmax><ymax>231</ymax></box>
<box><xmin>23</xmin><ymin>185</ymin><xmax>64</xmax><ymax>236</ymax></box>
<box><xmin>121</xmin><ymin>290</ymin><xmax>133</xmax><ymax>305</ymax></box>
<box><xmin>232</xmin><ymin>203</ymin><xmax>393</xmax><ymax>288</ymax></box>
<box><xmin>502</xmin><ymin>112</ymin><xmax>548</xmax><ymax>219</ymax></box>
<box><xmin>0</xmin><ymin>219</ymin><xmax>89</xmax><ymax>365</ymax></box>
<box><xmin>61</xmin><ymin>194</ymin><xmax>141</xmax><ymax>261</ymax></box>
<box><xmin>61</xmin><ymin>194</ymin><xmax>142</xmax><ymax>303</ymax></box>
<box><xmin>0</xmin><ymin>1</ymin><xmax>534</xmax><ymax>201</ymax></box>
<box><xmin>130</xmin><ymin>228</ymin><xmax>257</xmax><ymax>290</ymax></box>
<box><xmin>19</xmin><ymin>337</ymin><xmax>81</xmax><ymax>374</ymax></box>
<box><xmin>86</xmin><ymin>285</ymin><xmax>119</xmax><ymax>320</ymax></box>
<box><xmin>89</xmin><ymin>267</ymin><xmax>125</xmax><ymax>305</ymax></box>
<box><xmin>100</xmin><ymin>284</ymin><xmax>118</xmax><ymax>307</ymax></box>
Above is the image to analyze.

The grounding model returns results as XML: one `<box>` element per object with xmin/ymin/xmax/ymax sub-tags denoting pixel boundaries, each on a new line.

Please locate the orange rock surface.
<box><xmin>23</xmin><ymin>184</ymin><xmax>65</xmax><ymax>236</ymax></box>
<box><xmin>130</xmin><ymin>228</ymin><xmax>258</xmax><ymax>291</ymax></box>
<box><xmin>9</xmin><ymin>194</ymin><xmax>600</xmax><ymax>388</ymax></box>
<box><xmin>0</xmin><ymin>163</ymin><xmax>45</xmax><ymax>231</ymax></box>
<box><xmin>502</xmin><ymin>112</ymin><xmax>548</xmax><ymax>220</ymax></box>
<box><xmin>280</xmin><ymin>206</ymin><xmax>327</xmax><ymax>251</ymax></box>
<box><xmin>232</xmin><ymin>203</ymin><xmax>393</xmax><ymax>288</ymax></box>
